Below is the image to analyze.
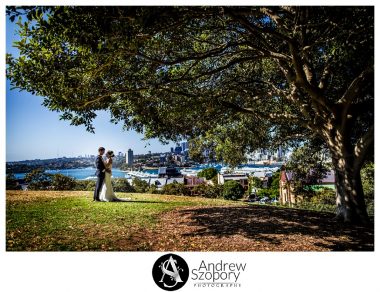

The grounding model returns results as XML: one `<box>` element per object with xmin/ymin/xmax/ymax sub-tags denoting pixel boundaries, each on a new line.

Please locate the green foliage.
<box><xmin>148</xmin><ymin>184</ymin><xmax>161</xmax><ymax>194</ymax></box>
<box><xmin>286</xmin><ymin>143</ymin><xmax>331</xmax><ymax>194</ymax></box>
<box><xmin>192</xmin><ymin>183</ymin><xmax>223</xmax><ymax>198</ymax></box>
<box><xmin>112</xmin><ymin>178</ymin><xmax>135</xmax><ymax>192</ymax></box>
<box><xmin>268</xmin><ymin>171</ymin><xmax>280</xmax><ymax>189</ymax></box>
<box><xmin>197</xmin><ymin>167</ymin><xmax>218</xmax><ymax>180</ymax></box>
<box><xmin>162</xmin><ymin>183</ymin><xmax>190</xmax><ymax>196</ymax></box>
<box><xmin>24</xmin><ymin>169</ymin><xmax>52</xmax><ymax>190</ymax></box>
<box><xmin>256</xmin><ymin>171</ymin><xmax>280</xmax><ymax>200</ymax></box>
<box><xmin>223</xmin><ymin>180</ymin><xmax>244</xmax><ymax>201</ymax></box>
<box><xmin>249</xmin><ymin>176</ymin><xmax>262</xmax><ymax>189</ymax></box>
<box><xmin>257</xmin><ymin>188</ymin><xmax>277</xmax><ymax>200</ymax></box>
<box><xmin>6</xmin><ymin>172</ymin><xmax>21</xmax><ymax>190</ymax></box>
<box><xmin>6</xmin><ymin>7</ymin><xmax>373</xmax><ymax>159</ymax></box>
<box><xmin>74</xmin><ymin>180</ymin><xmax>96</xmax><ymax>191</ymax></box>
<box><xmin>361</xmin><ymin>162</ymin><xmax>374</xmax><ymax>201</ymax></box>
<box><xmin>51</xmin><ymin>174</ymin><xmax>76</xmax><ymax>190</ymax></box>
<box><xmin>309</xmin><ymin>188</ymin><xmax>336</xmax><ymax>205</ymax></box>
<box><xmin>132</xmin><ymin>177</ymin><xmax>149</xmax><ymax>193</ymax></box>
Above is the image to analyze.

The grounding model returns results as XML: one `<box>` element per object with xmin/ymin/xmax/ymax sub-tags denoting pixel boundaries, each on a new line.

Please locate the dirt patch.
<box><xmin>149</xmin><ymin>205</ymin><xmax>374</xmax><ymax>251</ymax></box>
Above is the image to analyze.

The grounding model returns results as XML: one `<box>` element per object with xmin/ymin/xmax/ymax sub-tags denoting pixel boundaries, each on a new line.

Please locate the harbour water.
<box><xmin>14</xmin><ymin>163</ymin><xmax>282</xmax><ymax>180</ymax></box>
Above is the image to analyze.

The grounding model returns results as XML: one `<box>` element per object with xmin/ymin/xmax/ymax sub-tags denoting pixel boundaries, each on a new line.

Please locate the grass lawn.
<box><xmin>6</xmin><ymin>191</ymin><xmax>374</xmax><ymax>251</ymax></box>
<box><xmin>6</xmin><ymin>190</ymin><xmax>243</xmax><ymax>251</ymax></box>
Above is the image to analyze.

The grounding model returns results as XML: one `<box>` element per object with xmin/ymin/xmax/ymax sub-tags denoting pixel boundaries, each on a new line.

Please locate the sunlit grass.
<box><xmin>6</xmin><ymin>190</ymin><xmax>243</xmax><ymax>251</ymax></box>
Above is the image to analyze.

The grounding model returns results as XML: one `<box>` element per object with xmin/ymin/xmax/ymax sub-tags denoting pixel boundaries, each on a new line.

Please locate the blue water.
<box><xmin>13</xmin><ymin>164</ymin><xmax>281</xmax><ymax>180</ymax></box>
<box><xmin>14</xmin><ymin>167</ymin><xmax>129</xmax><ymax>180</ymax></box>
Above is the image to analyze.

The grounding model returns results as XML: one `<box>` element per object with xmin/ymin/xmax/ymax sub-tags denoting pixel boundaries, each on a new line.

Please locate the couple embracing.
<box><xmin>93</xmin><ymin>146</ymin><xmax>128</xmax><ymax>202</ymax></box>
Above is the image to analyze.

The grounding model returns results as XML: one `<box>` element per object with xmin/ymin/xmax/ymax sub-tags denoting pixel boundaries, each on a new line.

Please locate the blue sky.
<box><xmin>5</xmin><ymin>16</ymin><xmax>176</xmax><ymax>162</ymax></box>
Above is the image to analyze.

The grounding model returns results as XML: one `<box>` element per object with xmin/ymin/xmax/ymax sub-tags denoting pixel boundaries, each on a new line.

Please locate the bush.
<box><xmin>205</xmin><ymin>184</ymin><xmax>224</xmax><ymax>198</ymax></box>
<box><xmin>24</xmin><ymin>169</ymin><xmax>52</xmax><ymax>190</ymax></box>
<box><xmin>132</xmin><ymin>177</ymin><xmax>149</xmax><ymax>193</ymax></box>
<box><xmin>192</xmin><ymin>183</ymin><xmax>208</xmax><ymax>196</ymax></box>
<box><xmin>148</xmin><ymin>184</ymin><xmax>161</xmax><ymax>194</ymax></box>
<box><xmin>361</xmin><ymin>162</ymin><xmax>374</xmax><ymax>202</ymax></box>
<box><xmin>112</xmin><ymin>178</ymin><xmax>135</xmax><ymax>192</ymax></box>
<box><xmin>257</xmin><ymin>188</ymin><xmax>278</xmax><ymax>200</ymax></box>
<box><xmin>197</xmin><ymin>167</ymin><xmax>218</xmax><ymax>180</ymax></box>
<box><xmin>51</xmin><ymin>174</ymin><xmax>76</xmax><ymax>190</ymax></box>
<box><xmin>74</xmin><ymin>180</ymin><xmax>96</xmax><ymax>191</ymax></box>
<box><xmin>6</xmin><ymin>172</ymin><xmax>21</xmax><ymax>190</ymax></box>
<box><xmin>309</xmin><ymin>188</ymin><xmax>336</xmax><ymax>205</ymax></box>
<box><xmin>192</xmin><ymin>183</ymin><xmax>223</xmax><ymax>198</ymax></box>
<box><xmin>162</xmin><ymin>183</ymin><xmax>190</xmax><ymax>196</ymax></box>
<box><xmin>249</xmin><ymin>176</ymin><xmax>262</xmax><ymax>189</ymax></box>
<box><xmin>223</xmin><ymin>180</ymin><xmax>244</xmax><ymax>200</ymax></box>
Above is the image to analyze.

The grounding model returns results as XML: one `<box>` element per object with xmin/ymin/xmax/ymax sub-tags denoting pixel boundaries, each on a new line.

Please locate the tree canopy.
<box><xmin>6</xmin><ymin>6</ymin><xmax>374</xmax><ymax>223</ymax></box>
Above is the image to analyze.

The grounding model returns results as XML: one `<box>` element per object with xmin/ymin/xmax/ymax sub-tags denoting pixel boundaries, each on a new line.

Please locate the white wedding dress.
<box><xmin>99</xmin><ymin>159</ymin><xmax>122</xmax><ymax>202</ymax></box>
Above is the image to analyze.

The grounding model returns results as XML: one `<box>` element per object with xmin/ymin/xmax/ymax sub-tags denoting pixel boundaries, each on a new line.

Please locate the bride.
<box><xmin>99</xmin><ymin>150</ymin><xmax>127</xmax><ymax>202</ymax></box>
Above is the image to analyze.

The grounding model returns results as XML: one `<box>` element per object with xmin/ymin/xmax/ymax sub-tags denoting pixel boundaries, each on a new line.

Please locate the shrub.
<box><xmin>257</xmin><ymin>188</ymin><xmax>278</xmax><ymax>200</ymax></box>
<box><xmin>309</xmin><ymin>188</ymin><xmax>336</xmax><ymax>205</ymax></box>
<box><xmin>74</xmin><ymin>179</ymin><xmax>96</xmax><ymax>191</ymax></box>
<box><xmin>192</xmin><ymin>183</ymin><xmax>208</xmax><ymax>196</ymax></box>
<box><xmin>249</xmin><ymin>176</ymin><xmax>262</xmax><ymax>189</ymax></box>
<box><xmin>361</xmin><ymin>162</ymin><xmax>374</xmax><ymax>202</ymax></box>
<box><xmin>197</xmin><ymin>167</ymin><xmax>218</xmax><ymax>180</ymax></box>
<box><xmin>162</xmin><ymin>183</ymin><xmax>190</xmax><ymax>196</ymax></box>
<box><xmin>132</xmin><ymin>177</ymin><xmax>150</xmax><ymax>193</ymax></box>
<box><xmin>204</xmin><ymin>184</ymin><xmax>223</xmax><ymax>198</ymax></box>
<box><xmin>112</xmin><ymin>178</ymin><xmax>135</xmax><ymax>192</ymax></box>
<box><xmin>51</xmin><ymin>173</ymin><xmax>76</xmax><ymax>190</ymax></box>
<box><xmin>148</xmin><ymin>184</ymin><xmax>161</xmax><ymax>194</ymax></box>
<box><xmin>223</xmin><ymin>180</ymin><xmax>244</xmax><ymax>200</ymax></box>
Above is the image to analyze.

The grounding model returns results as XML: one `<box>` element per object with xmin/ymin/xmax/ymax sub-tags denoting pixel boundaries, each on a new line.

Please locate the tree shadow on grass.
<box><xmin>99</xmin><ymin>200</ymin><xmax>168</xmax><ymax>204</ymax></box>
<box><xmin>176</xmin><ymin>205</ymin><xmax>374</xmax><ymax>251</ymax></box>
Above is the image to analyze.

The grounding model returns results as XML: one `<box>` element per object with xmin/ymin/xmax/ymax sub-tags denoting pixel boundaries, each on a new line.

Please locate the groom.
<box><xmin>93</xmin><ymin>147</ymin><xmax>106</xmax><ymax>201</ymax></box>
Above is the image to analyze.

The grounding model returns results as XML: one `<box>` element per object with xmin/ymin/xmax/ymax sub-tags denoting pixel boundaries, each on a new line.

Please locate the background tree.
<box><xmin>197</xmin><ymin>167</ymin><xmax>218</xmax><ymax>180</ymax></box>
<box><xmin>223</xmin><ymin>180</ymin><xmax>244</xmax><ymax>201</ymax></box>
<box><xmin>286</xmin><ymin>141</ymin><xmax>331</xmax><ymax>196</ymax></box>
<box><xmin>257</xmin><ymin>171</ymin><xmax>280</xmax><ymax>200</ymax></box>
<box><xmin>6</xmin><ymin>6</ymin><xmax>374</xmax><ymax>223</ymax></box>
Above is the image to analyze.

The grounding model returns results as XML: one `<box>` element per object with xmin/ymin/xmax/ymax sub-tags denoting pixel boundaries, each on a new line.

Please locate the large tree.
<box><xmin>6</xmin><ymin>6</ymin><xmax>374</xmax><ymax>223</ymax></box>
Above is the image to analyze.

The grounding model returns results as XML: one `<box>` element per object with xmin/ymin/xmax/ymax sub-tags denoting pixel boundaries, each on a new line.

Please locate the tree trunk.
<box><xmin>330</xmin><ymin>145</ymin><xmax>369</xmax><ymax>225</ymax></box>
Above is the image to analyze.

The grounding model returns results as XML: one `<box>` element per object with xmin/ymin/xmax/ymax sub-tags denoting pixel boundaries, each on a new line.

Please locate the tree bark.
<box><xmin>330</xmin><ymin>143</ymin><xmax>369</xmax><ymax>225</ymax></box>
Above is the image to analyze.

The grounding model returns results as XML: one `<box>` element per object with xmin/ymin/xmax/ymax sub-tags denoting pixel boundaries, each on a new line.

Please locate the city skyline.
<box><xmin>6</xmin><ymin>17</ymin><xmax>177</xmax><ymax>162</ymax></box>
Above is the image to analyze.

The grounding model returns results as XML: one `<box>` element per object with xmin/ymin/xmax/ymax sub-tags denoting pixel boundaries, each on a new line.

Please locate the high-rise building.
<box><xmin>174</xmin><ymin>144</ymin><xmax>182</xmax><ymax>155</ymax></box>
<box><xmin>277</xmin><ymin>146</ymin><xmax>283</xmax><ymax>160</ymax></box>
<box><xmin>181</xmin><ymin>141</ymin><xmax>189</xmax><ymax>152</ymax></box>
<box><xmin>126</xmin><ymin>149</ymin><xmax>134</xmax><ymax>167</ymax></box>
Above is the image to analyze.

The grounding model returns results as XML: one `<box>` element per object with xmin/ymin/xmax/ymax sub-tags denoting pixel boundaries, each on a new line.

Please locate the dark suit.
<box><xmin>93</xmin><ymin>155</ymin><xmax>105</xmax><ymax>201</ymax></box>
